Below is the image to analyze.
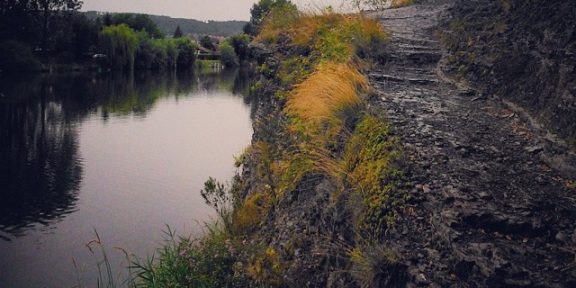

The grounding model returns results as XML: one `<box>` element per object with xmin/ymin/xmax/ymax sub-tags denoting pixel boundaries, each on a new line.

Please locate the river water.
<box><xmin>0</xmin><ymin>68</ymin><xmax>254</xmax><ymax>287</ymax></box>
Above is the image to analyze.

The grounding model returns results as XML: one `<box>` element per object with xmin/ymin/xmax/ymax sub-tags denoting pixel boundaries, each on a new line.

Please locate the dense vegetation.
<box><xmin>84</xmin><ymin>12</ymin><xmax>247</xmax><ymax>38</ymax></box>
<box><xmin>0</xmin><ymin>2</ymin><xmax>248</xmax><ymax>72</ymax></box>
<box><xmin>132</xmin><ymin>0</ymin><xmax>406</xmax><ymax>286</ymax></box>
<box><xmin>0</xmin><ymin>0</ymin><xmax>97</xmax><ymax>70</ymax></box>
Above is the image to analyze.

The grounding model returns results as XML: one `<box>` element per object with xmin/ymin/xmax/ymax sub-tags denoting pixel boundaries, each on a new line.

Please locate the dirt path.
<box><xmin>365</xmin><ymin>2</ymin><xmax>576</xmax><ymax>286</ymax></box>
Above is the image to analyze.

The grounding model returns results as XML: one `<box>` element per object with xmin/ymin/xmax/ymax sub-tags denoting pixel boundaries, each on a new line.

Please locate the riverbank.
<box><xmin>134</xmin><ymin>7</ymin><xmax>404</xmax><ymax>287</ymax></box>
<box><xmin>137</xmin><ymin>1</ymin><xmax>576</xmax><ymax>287</ymax></box>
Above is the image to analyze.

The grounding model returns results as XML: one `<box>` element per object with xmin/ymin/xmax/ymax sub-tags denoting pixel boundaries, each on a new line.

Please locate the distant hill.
<box><xmin>84</xmin><ymin>11</ymin><xmax>246</xmax><ymax>37</ymax></box>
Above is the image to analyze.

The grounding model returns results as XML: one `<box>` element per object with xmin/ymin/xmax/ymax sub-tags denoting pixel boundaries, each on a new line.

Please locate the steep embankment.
<box><xmin>147</xmin><ymin>2</ymin><xmax>576</xmax><ymax>287</ymax></box>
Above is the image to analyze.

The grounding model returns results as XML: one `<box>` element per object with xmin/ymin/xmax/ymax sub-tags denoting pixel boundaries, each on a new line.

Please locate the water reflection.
<box><xmin>0</xmin><ymin>68</ymin><xmax>251</xmax><ymax>240</ymax></box>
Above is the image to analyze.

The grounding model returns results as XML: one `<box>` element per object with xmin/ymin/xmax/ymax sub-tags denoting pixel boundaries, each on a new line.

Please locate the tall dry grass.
<box><xmin>285</xmin><ymin>62</ymin><xmax>367</xmax><ymax>131</ymax></box>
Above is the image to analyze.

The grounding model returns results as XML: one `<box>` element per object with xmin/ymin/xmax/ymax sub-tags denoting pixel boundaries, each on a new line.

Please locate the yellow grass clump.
<box><xmin>233</xmin><ymin>191</ymin><xmax>272</xmax><ymax>233</ymax></box>
<box><xmin>285</xmin><ymin>62</ymin><xmax>368</xmax><ymax>131</ymax></box>
<box><xmin>258</xmin><ymin>9</ymin><xmax>388</xmax><ymax>63</ymax></box>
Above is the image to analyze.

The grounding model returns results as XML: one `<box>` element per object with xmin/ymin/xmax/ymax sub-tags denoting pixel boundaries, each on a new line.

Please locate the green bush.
<box><xmin>132</xmin><ymin>226</ymin><xmax>244</xmax><ymax>288</ymax></box>
<box><xmin>174</xmin><ymin>37</ymin><xmax>198</xmax><ymax>69</ymax></box>
<box><xmin>228</xmin><ymin>33</ymin><xmax>251</xmax><ymax>62</ymax></box>
<box><xmin>220</xmin><ymin>40</ymin><xmax>239</xmax><ymax>67</ymax></box>
<box><xmin>134</xmin><ymin>35</ymin><xmax>197</xmax><ymax>70</ymax></box>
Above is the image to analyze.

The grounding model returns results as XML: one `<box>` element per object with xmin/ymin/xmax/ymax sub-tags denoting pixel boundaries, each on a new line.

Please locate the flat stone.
<box><xmin>555</xmin><ymin>231</ymin><xmax>568</xmax><ymax>242</ymax></box>
<box><xmin>525</xmin><ymin>145</ymin><xmax>544</xmax><ymax>154</ymax></box>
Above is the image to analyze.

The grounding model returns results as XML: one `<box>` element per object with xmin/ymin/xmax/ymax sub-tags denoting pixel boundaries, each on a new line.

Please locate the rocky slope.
<box><xmin>239</xmin><ymin>1</ymin><xmax>576</xmax><ymax>286</ymax></box>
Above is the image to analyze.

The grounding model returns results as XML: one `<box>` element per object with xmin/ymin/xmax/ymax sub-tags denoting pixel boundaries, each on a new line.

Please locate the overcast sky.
<box><xmin>81</xmin><ymin>0</ymin><xmax>350</xmax><ymax>21</ymax></box>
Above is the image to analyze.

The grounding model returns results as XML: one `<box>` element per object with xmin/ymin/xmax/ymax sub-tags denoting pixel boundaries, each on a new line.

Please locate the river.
<box><xmin>0</xmin><ymin>68</ymin><xmax>254</xmax><ymax>287</ymax></box>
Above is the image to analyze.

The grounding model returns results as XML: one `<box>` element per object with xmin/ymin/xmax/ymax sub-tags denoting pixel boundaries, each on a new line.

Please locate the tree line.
<box><xmin>0</xmin><ymin>0</ymin><xmax>248</xmax><ymax>72</ymax></box>
<box><xmin>0</xmin><ymin>0</ymin><xmax>298</xmax><ymax>72</ymax></box>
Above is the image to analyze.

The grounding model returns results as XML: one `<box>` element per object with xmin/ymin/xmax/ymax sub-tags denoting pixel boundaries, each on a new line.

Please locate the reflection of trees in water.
<box><xmin>0</xmin><ymin>78</ymin><xmax>82</xmax><ymax>240</ymax></box>
<box><xmin>0</xmin><ymin>69</ymin><xmax>255</xmax><ymax>240</ymax></box>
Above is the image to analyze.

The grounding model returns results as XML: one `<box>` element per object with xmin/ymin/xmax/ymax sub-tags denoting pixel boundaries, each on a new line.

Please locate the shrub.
<box><xmin>220</xmin><ymin>40</ymin><xmax>239</xmax><ymax>67</ymax></box>
<box><xmin>228</xmin><ymin>33</ymin><xmax>251</xmax><ymax>62</ymax></box>
<box><xmin>132</xmin><ymin>225</ymin><xmax>244</xmax><ymax>287</ymax></box>
<box><xmin>175</xmin><ymin>37</ymin><xmax>198</xmax><ymax>70</ymax></box>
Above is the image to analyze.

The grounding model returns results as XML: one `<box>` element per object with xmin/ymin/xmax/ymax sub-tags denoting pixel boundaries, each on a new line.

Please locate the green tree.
<box><xmin>100</xmin><ymin>24</ymin><xmax>140</xmax><ymax>71</ymax></box>
<box><xmin>220</xmin><ymin>40</ymin><xmax>238</xmax><ymax>67</ymax></box>
<box><xmin>173</xmin><ymin>25</ymin><xmax>183</xmax><ymax>38</ymax></box>
<box><xmin>228</xmin><ymin>33</ymin><xmax>250</xmax><ymax>62</ymax></box>
<box><xmin>109</xmin><ymin>13</ymin><xmax>164</xmax><ymax>39</ymax></box>
<box><xmin>200</xmin><ymin>35</ymin><xmax>215</xmax><ymax>51</ymax></box>
<box><xmin>244</xmin><ymin>0</ymin><xmax>296</xmax><ymax>36</ymax></box>
<box><xmin>174</xmin><ymin>37</ymin><xmax>198</xmax><ymax>69</ymax></box>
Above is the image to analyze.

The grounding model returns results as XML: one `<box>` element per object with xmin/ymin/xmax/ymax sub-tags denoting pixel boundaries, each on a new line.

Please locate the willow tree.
<box><xmin>100</xmin><ymin>24</ymin><xmax>139</xmax><ymax>71</ymax></box>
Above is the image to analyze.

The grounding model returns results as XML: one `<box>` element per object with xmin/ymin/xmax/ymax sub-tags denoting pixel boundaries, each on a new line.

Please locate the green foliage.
<box><xmin>228</xmin><ymin>33</ymin><xmax>251</xmax><ymax>62</ymax></box>
<box><xmin>151</xmin><ymin>38</ymin><xmax>179</xmax><ymax>69</ymax></box>
<box><xmin>100</xmin><ymin>24</ymin><xmax>140</xmax><ymax>70</ymax></box>
<box><xmin>343</xmin><ymin>114</ymin><xmax>403</xmax><ymax>239</ymax></box>
<box><xmin>201</xmin><ymin>177</ymin><xmax>231</xmax><ymax>218</ymax></box>
<box><xmin>132</xmin><ymin>225</ymin><xmax>244</xmax><ymax>288</ymax></box>
<box><xmin>109</xmin><ymin>13</ymin><xmax>164</xmax><ymax>39</ymax></box>
<box><xmin>220</xmin><ymin>40</ymin><xmax>239</xmax><ymax>67</ymax></box>
<box><xmin>257</xmin><ymin>11</ymin><xmax>388</xmax><ymax>63</ymax></box>
<box><xmin>173</xmin><ymin>25</ymin><xmax>183</xmax><ymax>38</ymax></box>
<box><xmin>200</xmin><ymin>35</ymin><xmax>216</xmax><ymax>51</ymax></box>
<box><xmin>134</xmin><ymin>34</ymin><xmax>197</xmax><ymax>70</ymax></box>
<box><xmin>174</xmin><ymin>37</ymin><xmax>198</xmax><ymax>69</ymax></box>
<box><xmin>245</xmin><ymin>0</ymin><xmax>297</xmax><ymax>36</ymax></box>
<box><xmin>0</xmin><ymin>40</ymin><xmax>42</xmax><ymax>72</ymax></box>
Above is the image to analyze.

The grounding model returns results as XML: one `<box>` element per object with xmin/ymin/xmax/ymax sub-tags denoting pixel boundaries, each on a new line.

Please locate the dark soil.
<box><xmin>365</xmin><ymin>1</ymin><xmax>576</xmax><ymax>286</ymax></box>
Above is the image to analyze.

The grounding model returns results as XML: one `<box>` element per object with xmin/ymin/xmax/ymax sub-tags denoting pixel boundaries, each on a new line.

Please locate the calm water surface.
<box><xmin>0</xmin><ymin>69</ymin><xmax>254</xmax><ymax>287</ymax></box>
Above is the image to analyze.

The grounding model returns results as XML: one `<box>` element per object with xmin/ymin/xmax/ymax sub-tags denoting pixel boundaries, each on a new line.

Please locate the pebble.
<box><xmin>555</xmin><ymin>231</ymin><xmax>568</xmax><ymax>242</ymax></box>
<box><xmin>415</xmin><ymin>273</ymin><xmax>428</xmax><ymax>284</ymax></box>
<box><xmin>423</xmin><ymin>185</ymin><xmax>432</xmax><ymax>193</ymax></box>
<box><xmin>478</xmin><ymin>191</ymin><xmax>491</xmax><ymax>199</ymax></box>
<box><xmin>525</xmin><ymin>145</ymin><xmax>544</xmax><ymax>154</ymax></box>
